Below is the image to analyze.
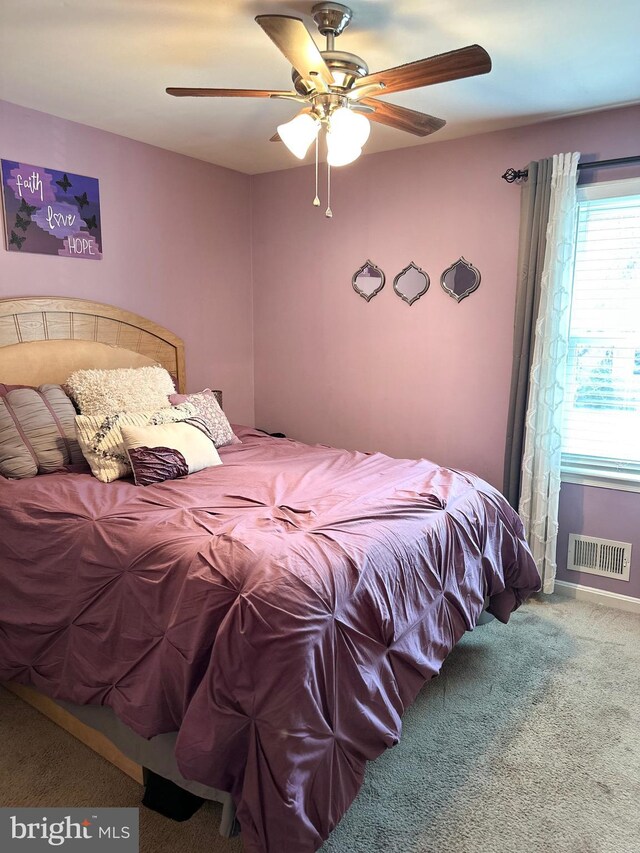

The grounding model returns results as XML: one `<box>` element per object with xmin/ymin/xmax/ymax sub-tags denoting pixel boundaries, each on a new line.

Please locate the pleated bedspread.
<box><xmin>0</xmin><ymin>427</ymin><xmax>540</xmax><ymax>852</ymax></box>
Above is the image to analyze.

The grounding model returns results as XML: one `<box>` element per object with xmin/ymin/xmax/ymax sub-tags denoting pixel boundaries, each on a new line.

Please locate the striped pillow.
<box><xmin>75</xmin><ymin>403</ymin><xmax>196</xmax><ymax>483</ymax></box>
<box><xmin>0</xmin><ymin>385</ymin><xmax>84</xmax><ymax>479</ymax></box>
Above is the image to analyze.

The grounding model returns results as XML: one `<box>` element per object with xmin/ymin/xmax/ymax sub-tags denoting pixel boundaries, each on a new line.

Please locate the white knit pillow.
<box><xmin>66</xmin><ymin>366</ymin><xmax>175</xmax><ymax>415</ymax></box>
<box><xmin>75</xmin><ymin>403</ymin><xmax>196</xmax><ymax>483</ymax></box>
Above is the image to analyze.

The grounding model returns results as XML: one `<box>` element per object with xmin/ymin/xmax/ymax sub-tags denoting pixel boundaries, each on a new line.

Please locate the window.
<box><xmin>562</xmin><ymin>178</ymin><xmax>640</xmax><ymax>491</ymax></box>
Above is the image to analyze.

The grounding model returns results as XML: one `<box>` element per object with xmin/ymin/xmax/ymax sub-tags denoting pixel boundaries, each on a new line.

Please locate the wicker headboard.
<box><xmin>0</xmin><ymin>297</ymin><xmax>186</xmax><ymax>392</ymax></box>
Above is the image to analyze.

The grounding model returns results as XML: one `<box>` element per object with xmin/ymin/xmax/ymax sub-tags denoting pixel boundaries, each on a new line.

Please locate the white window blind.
<box><xmin>562</xmin><ymin>178</ymin><xmax>640</xmax><ymax>489</ymax></box>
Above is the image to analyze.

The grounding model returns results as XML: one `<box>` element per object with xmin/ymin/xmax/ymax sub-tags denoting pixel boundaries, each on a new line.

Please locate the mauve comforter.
<box><xmin>0</xmin><ymin>427</ymin><xmax>539</xmax><ymax>852</ymax></box>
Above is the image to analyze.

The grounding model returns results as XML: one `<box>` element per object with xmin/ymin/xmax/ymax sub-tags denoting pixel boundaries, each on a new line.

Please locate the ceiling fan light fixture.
<box><xmin>326</xmin><ymin>132</ymin><xmax>362</xmax><ymax>167</ymax></box>
<box><xmin>327</xmin><ymin>143</ymin><xmax>362</xmax><ymax>167</ymax></box>
<box><xmin>329</xmin><ymin>106</ymin><xmax>371</xmax><ymax>148</ymax></box>
<box><xmin>277</xmin><ymin>112</ymin><xmax>321</xmax><ymax>159</ymax></box>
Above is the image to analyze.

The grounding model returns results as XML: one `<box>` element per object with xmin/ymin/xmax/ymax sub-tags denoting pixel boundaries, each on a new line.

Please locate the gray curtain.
<box><xmin>503</xmin><ymin>158</ymin><xmax>553</xmax><ymax>507</ymax></box>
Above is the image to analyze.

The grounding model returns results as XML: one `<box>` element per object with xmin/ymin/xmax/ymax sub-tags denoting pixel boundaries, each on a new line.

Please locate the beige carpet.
<box><xmin>1</xmin><ymin>595</ymin><xmax>638</xmax><ymax>853</ymax></box>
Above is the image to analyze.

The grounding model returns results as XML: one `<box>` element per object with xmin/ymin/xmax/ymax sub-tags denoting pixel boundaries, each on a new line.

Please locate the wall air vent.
<box><xmin>567</xmin><ymin>534</ymin><xmax>631</xmax><ymax>581</ymax></box>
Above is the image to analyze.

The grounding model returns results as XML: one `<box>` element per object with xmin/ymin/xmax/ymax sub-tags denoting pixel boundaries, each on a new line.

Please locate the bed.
<box><xmin>0</xmin><ymin>296</ymin><xmax>540</xmax><ymax>853</ymax></box>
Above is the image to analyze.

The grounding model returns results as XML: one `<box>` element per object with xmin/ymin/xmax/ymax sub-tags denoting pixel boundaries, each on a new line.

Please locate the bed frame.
<box><xmin>0</xmin><ymin>296</ymin><xmax>237</xmax><ymax>836</ymax></box>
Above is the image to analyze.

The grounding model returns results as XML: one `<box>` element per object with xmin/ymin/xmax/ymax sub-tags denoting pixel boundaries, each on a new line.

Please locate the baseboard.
<box><xmin>554</xmin><ymin>580</ymin><xmax>640</xmax><ymax>614</ymax></box>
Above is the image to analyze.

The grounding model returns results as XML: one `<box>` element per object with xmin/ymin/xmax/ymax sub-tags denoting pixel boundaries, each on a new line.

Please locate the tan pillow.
<box><xmin>75</xmin><ymin>403</ymin><xmax>196</xmax><ymax>483</ymax></box>
<box><xmin>66</xmin><ymin>365</ymin><xmax>175</xmax><ymax>415</ymax></box>
<box><xmin>0</xmin><ymin>385</ymin><xmax>84</xmax><ymax>479</ymax></box>
<box><xmin>122</xmin><ymin>420</ymin><xmax>222</xmax><ymax>486</ymax></box>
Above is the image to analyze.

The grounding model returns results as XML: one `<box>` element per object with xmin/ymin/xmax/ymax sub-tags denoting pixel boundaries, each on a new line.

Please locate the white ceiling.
<box><xmin>1</xmin><ymin>0</ymin><xmax>638</xmax><ymax>175</ymax></box>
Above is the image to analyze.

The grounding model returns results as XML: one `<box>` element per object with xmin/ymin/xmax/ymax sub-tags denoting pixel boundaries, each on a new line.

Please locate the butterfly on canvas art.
<box><xmin>19</xmin><ymin>198</ymin><xmax>37</xmax><ymax>216</ymax></box>
<box><xmin>14</xmin><ymin>213</ymin><xmax>32</xmax><ymax>232</ymax></box>
<box><xmin>74</xmin><ymin>191</ymin><xmax>89</xmax><ymax>208</ymax></box>
<box><xmin>56</xmin><ymin>173</ymin><xmax>72</xmax><ymax>192</ymax></box>
<box><xmin>9</xmin><ymin>230</ymin><xmax>26</xmax><ymax>249</ymax></box>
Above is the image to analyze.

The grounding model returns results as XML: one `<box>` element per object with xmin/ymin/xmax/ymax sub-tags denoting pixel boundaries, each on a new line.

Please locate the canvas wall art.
<box><xmin>1</xmin><ymin>160</ymin><xmax>102</xmax><ymax>259</ymax></box>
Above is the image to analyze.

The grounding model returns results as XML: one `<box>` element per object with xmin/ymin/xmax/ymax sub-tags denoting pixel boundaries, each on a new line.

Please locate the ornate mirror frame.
<box><xmin>440</xmin><ymin>257</ymin><xmax>481</xmax><ymax>302</ymax></box>
<box><xmin>393</xmin><ymin>262</ymin><xmax>430</xmax><ymax>306</ymax></box>
<box><xmin>352</xmin><ymin>259</ymin><xmax>385</xmax><ymax>302</ymax></box>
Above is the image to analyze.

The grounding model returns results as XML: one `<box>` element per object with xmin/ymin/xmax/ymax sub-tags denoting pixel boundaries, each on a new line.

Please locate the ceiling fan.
<box><xmin>166</xmin><ymin>3</ymin><xmax>491</xmax><ymax>213</ymax></box>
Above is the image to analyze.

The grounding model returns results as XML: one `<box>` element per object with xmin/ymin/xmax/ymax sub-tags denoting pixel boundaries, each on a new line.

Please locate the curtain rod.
<box><xmin>501</xmin><ymin>155</ymin><xmax>640</xmax><ymax>183</ymax></box>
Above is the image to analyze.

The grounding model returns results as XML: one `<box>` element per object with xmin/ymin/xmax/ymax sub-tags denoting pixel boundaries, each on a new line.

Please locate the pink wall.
<box><xmin>251</xmin><ymin>104</ymin><xmax>640</xmax><ymax>598</ymax></box>
<box><xmin>0</xmin><ymin>99</ymin><xmax>254</xmax><ymax>424</ymax></box>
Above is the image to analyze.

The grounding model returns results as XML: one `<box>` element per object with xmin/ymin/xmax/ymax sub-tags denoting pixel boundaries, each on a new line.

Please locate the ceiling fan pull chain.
<box><xmin>325</xmin><ymin>162</ymin><xmax>333</xmax><ymax>218</ymax></box>
<box><xmin>313</xmin><ymin>135</ymin><xmax>321</xmax><ymax>207</ymax></box>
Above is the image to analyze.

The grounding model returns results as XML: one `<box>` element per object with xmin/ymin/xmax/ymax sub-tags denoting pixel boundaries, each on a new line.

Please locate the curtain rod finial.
<box><xmin>502</xmin><ymin>167</ymin><xmax>528</xmax><ymax>183</ymax></box>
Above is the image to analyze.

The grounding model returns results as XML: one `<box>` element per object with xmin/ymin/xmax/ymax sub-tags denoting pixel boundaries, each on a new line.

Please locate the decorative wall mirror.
<box><xmin>352</xmin><ymin>260</ymin><xmax>385</xmax><ymax>302</ymax></box>
<box><xmin>440</xmin><ymin>257</ymin><xmax>481</xmax><ymax>302</ymax></box>
<box><xmin>393</xmin><ymin>262</ymin><xmax>430</xmax><ymax>306</ymax></box>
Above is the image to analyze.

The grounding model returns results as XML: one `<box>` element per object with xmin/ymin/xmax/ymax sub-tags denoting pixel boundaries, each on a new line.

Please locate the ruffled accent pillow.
<box><xmin>122</xmin><ymin>420</ymin><xmax>222</xmax><ymax>486</ymax></box>
<box><xmin>169</xmin><ymin>389</ymin><xmax>239</xmax><ymax>448</ymax></box>
<box><xmin>75</xmin><ymin>403</ymin><xmax>196</xmax><ymax>483</ymax></box>
<box><xmin>0</xmin><ymin>385</ymin><xmax>85</xmax><ymax>479</ymax></box>
<box><xmin>66</xmin><ymin>365</ymin><xmax>175</xmax><ymax>415</ymax></box>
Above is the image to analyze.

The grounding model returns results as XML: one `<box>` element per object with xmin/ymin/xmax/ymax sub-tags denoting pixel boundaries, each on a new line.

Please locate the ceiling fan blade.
<box><xmin>166</xmin><ymin>87</ymin><xmax>293</xmax><ymax>98</ymax></box>
<box><xmin>355</xmin><ymin>45</ymin><xmax>491</xmax><ymax>95</ymax></box>
<box><xmin>255</xmin><ymin>15</ymin><xmax>334</xmax><ymax>87</ymax></box>
<box><xmin>361</xmin><ymin>98</ymin><xmax>446</xmax><ymax>136</ymax></box>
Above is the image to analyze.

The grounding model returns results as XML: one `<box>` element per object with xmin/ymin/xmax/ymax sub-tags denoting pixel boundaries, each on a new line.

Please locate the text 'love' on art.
<box><xmin>1</xmin><ymin>160</ymin><xmax>102</xmax><ymax>259</ymax></box>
